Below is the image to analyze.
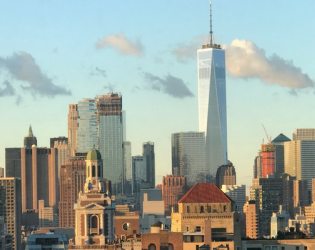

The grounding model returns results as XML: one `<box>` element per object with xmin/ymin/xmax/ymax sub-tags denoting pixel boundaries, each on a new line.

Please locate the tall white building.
<box><xmin>171</xmin><ymin>132</ymin><xmax>206</xmax><ymax>187</ymax></box>
<box><xmin>197</xmin><ymin>4</ymin><xmax>227</xmax><ymax>178</ymax></box>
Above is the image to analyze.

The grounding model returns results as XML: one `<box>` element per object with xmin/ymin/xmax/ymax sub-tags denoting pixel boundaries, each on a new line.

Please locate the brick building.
<box><xmin>162</xmin><ymin>175</ymin><xmax>186</xmax><ymax>215</ymax></box>
<box><xmin>114</xmin><ymin>204</ymin><xmax>139</xmax><ymax>238</ymax></box>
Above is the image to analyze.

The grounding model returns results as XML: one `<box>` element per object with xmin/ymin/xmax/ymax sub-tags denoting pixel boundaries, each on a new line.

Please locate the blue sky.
<box><xmin>1</xmin><ymin>1</ymin><xmax>314</xmax><ymax>191</ymax></box>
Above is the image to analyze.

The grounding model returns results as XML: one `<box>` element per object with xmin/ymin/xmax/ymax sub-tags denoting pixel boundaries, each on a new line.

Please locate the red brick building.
<box><xmin>162</xmin><ymin>175</ymin><xmax>186</xmax><ymax>215</ymax></box>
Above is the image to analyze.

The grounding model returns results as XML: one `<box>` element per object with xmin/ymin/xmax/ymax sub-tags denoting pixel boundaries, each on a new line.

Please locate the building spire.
<box><xmin>27</xmin><ymin>125</ymin><xmax>34</xmax><ymax>137</ymax></box>
<box><xmin>209</xmin><ymin>0</ymin><xmax>213</xmax><ymax>46</ymax></box>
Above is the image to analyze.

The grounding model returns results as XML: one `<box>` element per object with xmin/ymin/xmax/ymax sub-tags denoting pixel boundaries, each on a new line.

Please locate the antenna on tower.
<box><xmin>209</xmin><ymin>0</ymin><xmax>213</xmax><ymax>46</ymax></box>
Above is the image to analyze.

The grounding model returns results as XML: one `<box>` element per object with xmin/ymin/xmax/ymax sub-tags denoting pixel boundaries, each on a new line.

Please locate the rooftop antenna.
<box><xmin>209</xmin><ymin>0</ymin><xmax>213</xmax><ymax>46</ymax></box>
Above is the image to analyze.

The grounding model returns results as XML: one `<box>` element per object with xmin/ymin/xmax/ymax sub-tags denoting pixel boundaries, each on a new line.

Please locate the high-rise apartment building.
<box><xmin>162</xmin><ymin>175</ymin><xmax>186</xmax><ymax>215</ymax></box>
<box><xmin>216</xmin><ymin>162</ymin><xmax>236</xmax><ymax>189</ymax></box>
<box><xmin>132</xmin><ymin>156</ymin><xmax>147</xmax><ymax>195</ymax></box>
<box><xmin>76</xmin><ymin>98</ymin><xmax>98</xmax><ymax>153</ymax></box>
<box><xmin>253</xmin><ymin>153</ymin><xmax>262</xmax><ymax>179</ymax></box>
<box><xmin>123</xmin><ymin>141</ymin><xmax>132</xmax><ymax>195</ymax></box>
<box><xmin>0</xmin><ymin>177</ymin><xmax>22</xmax><ymax>250</ymax></box>
<box><xmin>143</xmin><ymin>142</ymin><xmax>155</xmax><ymax>188</ymax></box>
<box><xmin>197</xmin><ymin>15</ymin><xmax>227</xmax><ymax>177</ymax></box>
<box><xmin>293</xmin><ymin>179</ymin><xmax>310</xmax><ymax>208</ymax></box>
<box><xmin>293</xmin><ymin>128</ymin><xmax>315</xmax><ymax>140</ymax></box>
<box><xmin>59</xmin><ymin>156</ymin><xmax>86</xmax><ymax>228</ymax></box>
<box><xmin>243</xmin><ymin>200</ymin><xmax>258</xmax><ymax>239</ymax></box>
<box><xmin>171</xmin><ymin>132</ymin><xmax>206</xmax><ymax>187</ymax></box>
<box><xmin>271</xmin><ymin>133</ymin><xmax>291</xmax><ymax>175</ymax></box>
<box><xmin>96</xmin><ymin>93</ymin><xmax>123</xmax><ymax>196</ymax></box>
<box><xmin>284</xmin><ymin>140</ymin><xmax>315</xmax><ymax>191</ymax></box>
<box><xmin>68</xmin><ymin>104</ymin><xmax>78</xmax><ymax>157</ymax></box>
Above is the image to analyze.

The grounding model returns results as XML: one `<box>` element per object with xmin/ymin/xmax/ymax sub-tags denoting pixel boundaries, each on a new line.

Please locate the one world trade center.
<box><xmin>197</xmin><ymin>3</ymin><xmax>227</xmax><ymax>179</ymax></box>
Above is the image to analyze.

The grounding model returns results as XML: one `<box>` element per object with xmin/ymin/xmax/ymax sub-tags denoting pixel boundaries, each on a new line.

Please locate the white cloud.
<box><xmin>223</xmin><ymin>39</ymin><xmax>313</xmax><ymax>89</ymax></box>
<box><xmin>96</xmin><ymin>33</ymin><xmax>144</xmax><ymax>56</ymax></box>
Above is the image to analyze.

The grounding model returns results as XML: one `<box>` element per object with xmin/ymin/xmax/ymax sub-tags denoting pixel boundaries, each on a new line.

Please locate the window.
<box><xmin>207</xmin><ymin>206</ymin><xmax>211</xmax><ymax>213</ymax></box>
<box><xmin>87</xmin><ymin>166</ymin><xmax>90</xmax><ymax>177</ymax></box>
<box><xmin>187</xmin><ymin>206</ymin><xmax>190</xmax><ymax>213</ymax></box>
<box><xmin>98</xmin><ymin>165</ymin><xmax>101</xmax><ymax>177</ymax></box>
<box><xmin>92</xmin><ymin>165</ymin><xmax>95</xmax><ymax>177</ymax></box>
<box><xmin>200</xmin><ymin>206</ymin><xmax>204</xmax><ymax>213</ymax></box>
<box><xmin>91</xmin><ymin>216</ymin><xmax>98</xmax><ymax>228</ymax></box>
<box><xmin>195</xmin><ymin>226</ymin><xmax>201</xmax><ymax>232</ymax></box>
<box><xmin>186</xmin><ymin>226</ymin><xmax>189</xmax><ymax>232</ymax></box>
<box><xmin>148</xmin><ymin>244</ymin><xmax>156</xmax><ymax>250</ymax></box>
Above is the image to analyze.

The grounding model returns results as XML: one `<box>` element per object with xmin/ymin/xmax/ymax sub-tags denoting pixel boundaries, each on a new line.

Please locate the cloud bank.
<box><xmin>172</xmin><ymin>37</ymin><xmax>313</xmax><ymax>89</ymax></box>
<box><xmin>143</xmin><ymin>72</ymin><xmax>194</xmax><ymax>98</ymax></box>
<box><xmin>0</xmin><ymin>81</ymin><xmax>15</xmax><ymax>97</ymax></box>
<box><xmin>96</xmin><ymin>33</ymin><xmax>144</xmax><ymax>56</ymax></box>
<box><xmin>0</xmin><ymin>51</ymin><xmax>71</xmax><ymax>97</ymax></box>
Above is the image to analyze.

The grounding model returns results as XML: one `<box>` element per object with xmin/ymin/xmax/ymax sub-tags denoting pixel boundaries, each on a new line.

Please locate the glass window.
<box><xmin>187</xmin><ymin>206</ymin><xmax>190</xmax><ymax>213</ymax></box>
<box><xmin>92</xmin><ymin>165</ymin><xmax>95</xmax><ymax>177</ymax></box>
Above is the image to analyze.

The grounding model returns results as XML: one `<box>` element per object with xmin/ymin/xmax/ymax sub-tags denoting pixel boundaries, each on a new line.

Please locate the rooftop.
<box><xmin>178</xmin><ymin>183</ymin><xmax>233</xmax><ymax>203</ymax></box>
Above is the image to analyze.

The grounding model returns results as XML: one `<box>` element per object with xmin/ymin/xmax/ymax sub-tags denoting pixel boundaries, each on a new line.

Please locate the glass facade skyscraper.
<box><xmin>77</xmin><ymin>98</ymin><xmax>98</xmax><ymax>153</ymax></box>
<box><xmin>96</xmin><ymin>93</ymin><xmax>123</xmax><ymax>196</ymax></box>
<box><xmin>198</xmin><ymin>45</ymin><xmax>227</xmax><ymax>177</ymax></box>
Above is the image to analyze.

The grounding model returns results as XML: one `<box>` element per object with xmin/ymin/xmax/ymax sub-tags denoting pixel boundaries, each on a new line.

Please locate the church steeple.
<box><xmin>24</xmin><ymin>124</ymin><xmax>37</xmax><ymax>148</ymax></box>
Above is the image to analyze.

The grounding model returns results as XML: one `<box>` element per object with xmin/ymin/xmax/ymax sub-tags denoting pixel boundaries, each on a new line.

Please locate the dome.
<box><xmin>86</xmin><ymin>148</ymin><xmax>102</xmax><ymax>161</ymax></box>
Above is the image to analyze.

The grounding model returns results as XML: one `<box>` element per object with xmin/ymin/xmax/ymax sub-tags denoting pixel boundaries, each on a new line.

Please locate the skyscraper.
<box><xmin>293</xmin><ymin>128</ymin><xmax>315</xmax><ymax>140</ymax></box>
<box><xmin>171</xmin><ymin>132</ymin><xmax>206</xmax><ymax>187</ymax></box>
<box><xmin>96</xmin><ymin>93</ymin><xmax>123</xmax><ymax>196</ymax></box>
<box><xmin>132</xmin><ymin>156</ymin><xmax>147</xmax><ymax>195</ymax></box>
<box><xmin>123</xmin><ymin>141</ymin><xmax>132</xmax><ymax>195</ymax></box>
<box><xmin>68</xmin><ymin>104</ymin><xmax>78</xmax><ymax>158</ymax></box>
<box><xmin>76</xmin><ymin>98</ymin><xmax>98</xmax><ymax>153</ymax></box>
<box><xmin>50</xmin><ymin>136</ymin><xmax>68</xmax><ymax>177</ymax></box>
<box><xmin>271</xmin><ymin>133</ymin><xmax>291</xmax><ymax>175</ymax></box>
<box><xmin>142</xmin><ymin>142</ymin><xmax>155</xmax><ymax>188</ymax></box>
<box><xmin>215</xmin><ymin>162</ymin><xmax>236</xmax><ymax>189</ymax></box>
<box><xmin>197</xmin><ymin>3</ymin><xmax>227</xmax><ymax>177</ymax></box>
<box><xmin>260</xmin><ymin>144</ymin><xmax>275</xmax><ymax>178</ymax></box>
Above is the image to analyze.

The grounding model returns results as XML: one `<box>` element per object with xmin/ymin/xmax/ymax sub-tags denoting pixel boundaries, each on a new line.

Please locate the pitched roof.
<box><xmin>271</xmin><ymin>133</ymin><xmax>291</xmax><ymax>144</ymax></box>
<box><xmin>178</xmin><ymin>183</ymin><xmax>233</xmax><ymax>203</ymax></box>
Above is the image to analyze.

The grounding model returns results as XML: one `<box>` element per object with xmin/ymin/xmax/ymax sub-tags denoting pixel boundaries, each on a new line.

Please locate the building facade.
<box><xmin>96</xmin><ymin>93</ymin><xmax>123</xmax><ymax>196</ymax></box>
<box><xmin>171</xmin><ymin>132</ymin><xmax>206</xmax><ymax>186</ymax></box>
<box><xmin>68</xmin><ymin>104</ymin><xmax>78</xmax><ymax>158</ymax></box>
<box><xmin>59</xmin><ymin>156</ymin><xmax>86</xmax><ymax>228</ymax></box>
<box><xmin>271</xmin><ymin>133</ymin><xmax>291</xmax><ymax>175</ymax></box>
<box><xmin>50</xmin><ymin>136</ymin><xmax>68</xmax><ymax>177</ymax></box>
<box><xmin>132</xmin><ymin>156</ymin><xmax>147</xmax><ymax>195</ymax></box>
<box><xmin>221</xmin><ymin>184</ymin><xmax>246</xmax><ymax>212</ymax></box>
<box><xmin>0</xmin><ymin>177</ymin><xmax>22</xmax><ymax>250</ymax></box>
<box><xmin>197</xmin><ymin>40</ymin><xmax>227</xmax><ymax>178</ymax></box>
<box><xmin>162</xmin><ymin>175</ymin><xmax>186</xmax><ymax>215</ymax></box>
<box><xmin>123</xmin><ymin>141</ymin><xmax>132</xmax><ymax>195</ymax></box>
<box><xmin>293</xmin><ymin>128</ymin><xmax>315</xmax><ymax>140</ymax></box>
<box><xmin>216</xmin><ymin>162</ymin><xmax>236</xmax><ymax>189</ymax></box>
<box><xmin>143</xmin><ymin>142</ymin><xmax>155</xmax><ymax>188</ymax></box>
<box><xmin>243</xmin><ymin>200</ymin><xmax>258</xmax><ymax>239</ymax></box>
<box><xmin>260</xmin><ymin>144</ymin><xmax>275</xmax><ymax>178</ymax></box>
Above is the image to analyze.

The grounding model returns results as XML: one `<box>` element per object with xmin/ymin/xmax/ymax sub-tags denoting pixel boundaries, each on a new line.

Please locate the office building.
<box><xmin>132</xmin><ymin>156</ymin><xmax>147</xmax><ymax>195</ymax></box>
<box><xmin>284</xmin><ymin>140</ymin><xmax>315</xmax><ymax>191</ymax></box>
<box><xmin>171</xmin><ymin>132</ymin><xmax>206</xmax><ymax>186</ymax></box>
<box><xmin>38</xmin><ymin>199</ymin><xmax>59</xmax><ymax>228</ymax></box>
<box><xmin>293</xmin><ymin>179</ymin><xmax>310</xmax><ymax>208</ymax></box>
<box><xmin>260</xmin><ymin>144</ymin><xmax>275</xmax><ymax>177</ymax></box>
<box><xmin>253</xmin><ymin>153</ymin><xmax>262</xmax><ymax>179</ymax></box>
<box><xmin>74</xmin><ymin>148</ymin><xmax>115</xmax><ymax>246</ymax></box>
<box><xmin>293</xmin><ymin>128</ymin><xmax>315</xmax><ymax>140</ymax></box>
<box><xmin>76</xmin><ymin>98</ymin><xmax>98</xmax><ymax>153</ymax></box>
<box><xmin>5</xmin><ymin>148</ymin><xmax>21</xmax><ymax>178</ymax></box>
<box><xmin>243</xmin><ymin>200</ymin><xmax>258</xmax><ymax>239</ymax></box>
<box><xmin>59</xmin><ymin>156</ymin><xmax>86</xmax><ymax>228</ymax></box>
<box><xmin>143</xmin><ymin>142</ymin><xmax>155</xmax><ymax>188</ymax></box>
<box><xmin>50</xmin><ymin>136</ymin><xmax>68</xmax><ymax>177</ymax></box>
<box><xmin>0</xmin><ymin>177</ymin><xmax>22</xmax><ymax>250</ymax></box>
<box><xmin>123</xmin><ymin>141</ymin><xmax>132</xmax><ymax>195</ymax></box>
<box><xmin>197</xmin><ymin>17</ymin><xmax>227</xmax><ymax>178</ymax></box>
<box><xmin>221</xmin><ymin>184</ymin><xmax>246</xmax><ymax>212</ymax></box>
<box><xmin>216</xmin><ymin>162</ymin><xmax>236</xmax><ymax>189</ymax></box>
<box><xmin>96</xmin><ymin>93</ymin><xmax>123</xmax><ymax>196</ymax></box>
<box><xmin>21</xmin><ymin>146</ymin><xmax>58</xmax><ymax>226</ymax></box>
<box><xmin>68</xmin><ymin>104</ymin><xmax>78</xmax><ymax>157</ymax></box>
<box><xmin>25</xmin><ymin>234</ymin><xmax>69</xmax><ymax>250</ymax></box>
<box><xmin>162</xmin><ymin>175</ymin><xmax>186</xmax><ymax>215</ymax></box>
<box><xmin>271</xmin><ymin>133</ymin><xmax>291</xmax><ymax>175</ymax></box>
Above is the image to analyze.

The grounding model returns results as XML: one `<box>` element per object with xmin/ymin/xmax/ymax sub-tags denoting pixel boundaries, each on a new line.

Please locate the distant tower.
<box><xmin>142</xmin><ymin>142</ymin><xmax>155</xmax><ymax>188</ymax></box>
<box><xmin>74</xmin><ymin>148</ymin><xmax>115</xmax><ymax>246</ymax></box>
<box><xmin>132</xmin><ymin>156</ymin><xmax>147</xmax><ymax>195</ymax></box>
<box><xmin>24</xmin><ymin>125</ymin><xmax>37</xmax><ymax>148</ymax></box>
<box><xmin>215</xmin><ymin>162</ymin><xmax>236</xmax><ymax>189</ymax></box>
<box><xmin>96</xmin><ymin>93</ymin><xmax>123</xmax><ymax>196</ymax></box>
<box><xmin>198</xmin><ymin>2</ymin><xmax>227</xmax><ymax>178</ymax></box>
<box><xmin>271</xmin><ymin>133</ymin><xmax>291</xmax><ymax>175</ymax></box>
<box><xmin>123</xmin><ymin>141</ymin><xmax>132</xmax><ymax>195</ymax></box>
<box><xmin>68</xmin><ymin>104</ymin><xmax>78</xmax><ymax>157</ymax></box>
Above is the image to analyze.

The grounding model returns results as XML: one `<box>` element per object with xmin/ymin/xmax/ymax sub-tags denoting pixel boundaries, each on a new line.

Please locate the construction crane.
<box><xmin>262</xmin><ymin>124</ymin><xmax>272</xmax><ymax>144</ymax></box>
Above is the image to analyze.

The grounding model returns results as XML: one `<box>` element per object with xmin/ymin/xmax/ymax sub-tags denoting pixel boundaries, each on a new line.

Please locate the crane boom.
<box><xmin>262</xmin><ymin>124</ymin><xmax>271</xmax><ymax>144</ymax></box>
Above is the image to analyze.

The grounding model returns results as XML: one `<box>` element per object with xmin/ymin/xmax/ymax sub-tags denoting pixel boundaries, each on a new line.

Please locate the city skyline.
<box><xmin>1</xmin><ymin>1</ymin><xmax>315</xmax><ymax>190</ymax></box>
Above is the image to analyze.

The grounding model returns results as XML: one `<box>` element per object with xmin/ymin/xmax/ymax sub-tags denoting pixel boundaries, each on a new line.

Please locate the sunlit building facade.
<box><xmin>197</xmin><ymin>45</ymin><xmax>227</xmax><ymax>177</ymax></box>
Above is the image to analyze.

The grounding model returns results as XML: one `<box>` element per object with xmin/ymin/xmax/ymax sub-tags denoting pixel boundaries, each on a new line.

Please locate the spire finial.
<box><xmin>27</xmin><ymin>125</ymin><xmax>34</xmax><ymax>137</ymax></box>
<box><xmin>209</xmin><ymin>0</ymin><xmax>213</xmax><ymax>46</ymax></box>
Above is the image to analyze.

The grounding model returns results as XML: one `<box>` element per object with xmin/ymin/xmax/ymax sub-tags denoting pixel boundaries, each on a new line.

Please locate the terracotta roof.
<box><xmin>178</xmin><ymin>183</ymin><xmax>233</xmax><ymax>203</ymax></box>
